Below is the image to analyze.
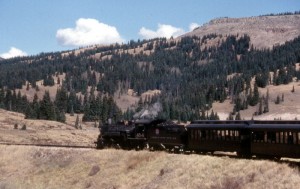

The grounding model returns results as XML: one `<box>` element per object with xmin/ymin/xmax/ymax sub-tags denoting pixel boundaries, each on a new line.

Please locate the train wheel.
<box><xmin>96</xmin><ymin>139</ymin><xmax>104</xmax><ymax>149</ymax></box>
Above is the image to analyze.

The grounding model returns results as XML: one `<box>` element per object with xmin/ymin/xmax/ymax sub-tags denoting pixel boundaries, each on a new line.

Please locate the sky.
<box><xmin>0</xmin><ymin>0</ymin><xmax>299</xmax><ymax>58</ymax></box>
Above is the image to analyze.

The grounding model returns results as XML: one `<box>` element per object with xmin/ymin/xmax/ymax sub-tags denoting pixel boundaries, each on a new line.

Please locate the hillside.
<box><xmin>1</xmin><ymin>13</ymin><xmax>300</xmax><ymax>122</ymax></box>
<box><xmin>0</xmin><ymin>109</ymin><xmax>98</xmax><ymax>146</ymax></box>
<box><xmin>212</xmin><ymin>79</ymin><xmax>300</xmax><ymax>120</ymax></box>
<box><xmin>1</xmin><ymin>145</ymin><xmax>299</xmax><ymax>189</ymax></box>
<box><xmin>182</xmin><ymin>14</ymin><xmax>300</xmax><ymax>49</ymax></box>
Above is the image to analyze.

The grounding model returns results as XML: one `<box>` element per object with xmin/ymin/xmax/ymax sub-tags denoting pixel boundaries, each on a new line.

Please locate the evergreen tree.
<box><xmin>200</xmin><ymin>109</ymin><xmax>206</xmax><ymax>120</ymax></box>
<box><xmin>235</xmin><ymin>112</ymin><xmax>241</xmax><ymax>120</ymax></box>
<box><xmin>39</xmin><ymin>91</ymin><xmax>56</xmax><ymax>120</ymax></box>
<box><xmin>70</xmin><ymin>105</ymin><xmax>74</xmax><ymax>116</ymax></box>
<box><xmin>234</xmin><ymin>97</ymin><xmax>242</xmax><ymax>112</ymax></box>
<box><xmin>263</xmin><ymin>94</ymin><xmax>269</xmax><ymax>113</ymax></box>
<box><xmin>25</xmin><ymin>104</ymin><xmax>34</xmax><ymax>119</ymax></box>
<box><xmin>275</xmin><ymin>95</ymin><xmax>281</xmax><ymax>104</ymax></box>
<box><xmin>4</xmin><ymin>89</ymin><xmax>12</xmax><ymax>111</ymax></box>
<box><xmin>258</xmin><ymin>98</ymin><xmax>263</xmax><ymax>115</ymax></box>
<box><xmin>0</xmin><ymin>88</ymin><xmax>4</xmax><ymax>108</ymax></box>
<box><xmin>249</xmin><ymin>84</ymin><xmax>259</xmax><ymax>106</ymax></box>
<box><xmin>55</xmin><ymin>107</ymin><xmax>66</xmax><ymax>123</ymax></box>
<box><xmin>292</xmin><ymin>85</ymin><xmax>295</xmax><ymax>93</ymax></box>
<box><xmin>32</xmin><ymin>93</ymin><xmax>39</xmax><ymax>118</ymax></box>
<box><xmin>75</xmin><ymin>114</ymin><xmax>79</xmax><ymax>129</ymax></box>
<box><xmin>82</xmin><ymin>102</ymin><xmax>91</xmax><ymax>121</ymax></box>
<box><xmin>55</xmin><ymin>87</ymin><xmax>68</xmax><ymax>113</ymax></box>
<box><xmin>227</xmin><ymin>113</ymin><xmax>234</xmax><ymax>120</ymax></box>
<box><xmin>253</xmin><ymin>83</ymin><xmax>260</xmax><ymax>104</ymax></box>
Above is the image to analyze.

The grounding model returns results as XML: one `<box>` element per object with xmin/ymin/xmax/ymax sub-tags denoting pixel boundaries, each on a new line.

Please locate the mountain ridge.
<box><xmin>182</xmin><ymin>14</ymin><xmax>300</xmax><ymax>49</ymax></box>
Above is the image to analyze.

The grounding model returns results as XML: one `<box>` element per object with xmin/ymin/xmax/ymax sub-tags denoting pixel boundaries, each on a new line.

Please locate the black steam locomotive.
<box><xmin>96</xmin><ymin>119</ymin><xmax>300</xmax><ymax>159</ymax></box>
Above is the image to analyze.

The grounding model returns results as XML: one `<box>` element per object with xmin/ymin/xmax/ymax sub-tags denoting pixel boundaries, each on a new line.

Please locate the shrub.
<box><xmin>21</xmin><ymin>124</ymin><xmax>27</xmax><ymax>130</ymax></box>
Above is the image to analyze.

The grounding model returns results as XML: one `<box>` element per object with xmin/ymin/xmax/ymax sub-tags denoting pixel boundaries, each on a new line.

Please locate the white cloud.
<box><xmin>0</xmin><ymin>47</ymin><xmax>27</xmax><ymax>59</ymax></box>
<box><xmin>139</xmin><ymin>24</ymin><xmax>185</xmax><ymax>39</ymax></box>
<box><xmin>56</xmin><ymin>18</ymin><xmax>124</xmax><ymax>46</ymax></box>
<box><xmin>189</xmin><ymin>23</ymin><xmax>200</xmax><ymax>31</ymax></box>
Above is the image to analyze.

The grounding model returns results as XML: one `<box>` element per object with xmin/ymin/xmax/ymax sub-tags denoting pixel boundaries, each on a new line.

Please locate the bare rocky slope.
<box><xmin>181</xmin><ymin>14</ymin><xmax>300</xmax><ymax>49</ymax></box>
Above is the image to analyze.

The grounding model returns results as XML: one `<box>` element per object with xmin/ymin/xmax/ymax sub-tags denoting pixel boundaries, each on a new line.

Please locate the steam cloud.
<box><xmin>133</xmin><ymin>102</ymin><xmax>162</xmax><ymax>119</ymax></box>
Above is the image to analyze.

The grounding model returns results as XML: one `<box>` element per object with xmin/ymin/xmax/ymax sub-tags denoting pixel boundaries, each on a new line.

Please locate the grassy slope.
<box><xmin>0</xmin><ymin>109</ymin><xmax>98</xmax><ymax>146</ymax></box>
<box><xmin>212</xmin><ymin>79</ymin><xmax>300</xmax><ymax>120</ymax></box>
<box><xmin>0</xmin><ymin>145</ymin><xmax>299</xmax><ymax>189</ymax></box>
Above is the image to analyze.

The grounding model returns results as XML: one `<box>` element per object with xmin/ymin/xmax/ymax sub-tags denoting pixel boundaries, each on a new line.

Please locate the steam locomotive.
<box><xmin>96</xmin><ymin>119</ymin><xmax>300</xmax><ymax>159</ymax></box>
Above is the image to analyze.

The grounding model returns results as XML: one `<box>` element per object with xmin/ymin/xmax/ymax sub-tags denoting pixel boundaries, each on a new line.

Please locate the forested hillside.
<box><xmin>0</xmin><ymin>33</ymin><xmax>300</xmax><ymax>122</ymax></box>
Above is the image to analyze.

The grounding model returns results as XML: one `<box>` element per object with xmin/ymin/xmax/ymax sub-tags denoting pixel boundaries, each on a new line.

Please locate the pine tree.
<box><xmin>253</xmin><ymin>83</ymin><xmax>259</xmax><ymax>105</ymax></box>
<box><xmin>4</xmin><ymin>89</ymin><xmax>12</xmax><ymax>111</ymax></box>
<box><xmin>55</xmin><ymin>107</ymin><xmax>66</xmax><ymax>123</ymax></box>
<box><xmin>263</xmin><ymin>97</ymin><xmax>269</xmax><ymax>113</ymax></box>
<box><xmin>200</xmin><ymin>109</ymin><xmax>206</xmax><ymax>120</ymax></box>
<box><xmin>82</xmin><ymin>102</ymin><xmax>91</xmax><ymax>121</ymax></box>
<box><xmin>25</xmin><ymin>103</ymin><xmax>34</xmax><ymax>119</ymax></box>
<box><xmin>234</xmin><ymin>96</ymin><xmax>242</xmax><ymax>112</ymax></box>
<box><xmin>16</xmin><ymin>91</ymin><xmax>22</xmax><ymax>112</ymax></box>
<box><xmin>75</xmin><ymin>115</ymin><xmax>79</xmax><ymax>129</ymax></box>
<box><xmin>0</xmin><ymin>88</ymin><xmax>4</xmax><ymax>108</ymax></box>
<box><xmin>275</xmin><ymin>95</ymin><xmax>281</xmax><ymax>104</ymax></box>
<box><xmin>263</xmin><ymin>90</ymin><xmax>269</xmax><ymax>113</ymax></box>
<box><xmin>55</xmin><ymin>87</ymin><xmax>68</xmax><ymax>113</ymax></box>
<box><xmin>70</xmin><ymin>105</ymin><xmax>74</xmax><ymax>116</ymax></box>
<box><xmin>227</xmin><ymin>113</ymin><xmax>234</xmax><ymax>120</ymax></box>
<box><xmin>249</xmin><ymin>83</ymin><xmax>259</xmax><ymax>106</ymax></box>
<box><xmin>21</xmin><ymin>124</ymin><xmax>27</xmax><ymax>130</ymax></box>
<box><xmin>235</xmin><ymin>112</ymin><xmax>241</xmax><ymax>120</ymax></box>
<box><xmin>258</xmin><ymin>98</ymin><xmax>263</xmax><ymax>115</ymax></box>
<box><xmin>11</xmin><ymin>90</ymin><xmax>17</xmax><ymax>111</ymax></box>
<box><xmin>209</xmin><ymin>110</ymin><xmax>215</xmax><ymax>120</ymax></box>
<box><xmin>39</xmin><ymin>91</ymin><xmax>56</xmax><ymax>120</ymax></box>
<box><xmin>292</xmin><ymin>85</ymin><xmax>295</xmax><ymax>93</ymax></box>
<box><xmin>32</xmin><ymin>93</ymin><xmax>39</xmax><ymax>119</ymax></box>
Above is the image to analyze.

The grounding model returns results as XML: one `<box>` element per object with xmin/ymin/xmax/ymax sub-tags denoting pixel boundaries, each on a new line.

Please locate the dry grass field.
<box><xmin>1</xmin><ymin>100</ymin><xmax>300</xmax><ymax>188</ymax></box>
<box><xmin>0</xmin><ymin>109</ymin><xmax>98</xmax><ymax>147</ymax></box>
<box><xmin>0</xmin><ymin>145</ymin><xmax>300</xmax><ymax>189</ymax></box>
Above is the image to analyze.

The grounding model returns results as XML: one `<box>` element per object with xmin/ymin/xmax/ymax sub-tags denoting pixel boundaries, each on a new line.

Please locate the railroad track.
<box><xmin>0</xmin><ymin>142</ymin><xmax>95</xmax><ymax>149</ymax></box>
